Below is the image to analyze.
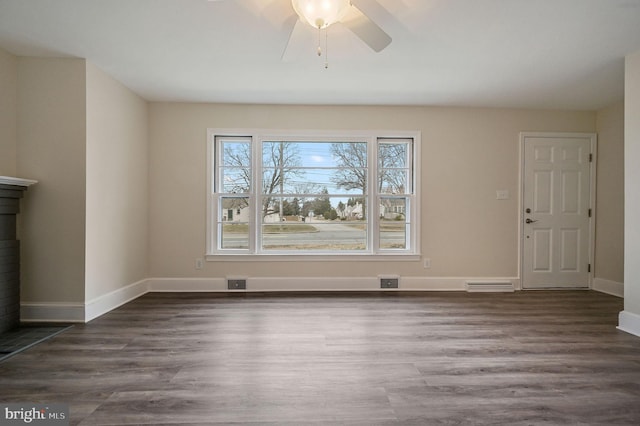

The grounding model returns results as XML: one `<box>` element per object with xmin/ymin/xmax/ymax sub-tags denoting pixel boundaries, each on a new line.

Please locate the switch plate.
<box><xmin>423</xmin><ymin>258</ymin><xmax>431</xmax><ymax>268</ymax></box>
<box><xmin>195</xmin><ymin>258</ymin><xmax>203</xmax><ymax>270</ymax></box>
<box><xmin>496</xmin><ymin>190</ymin><xmax>509</xmax><ymax>200</ymax></box>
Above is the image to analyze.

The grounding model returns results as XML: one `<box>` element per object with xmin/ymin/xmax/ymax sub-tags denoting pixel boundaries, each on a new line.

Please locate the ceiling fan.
<box><xmin>209</xmin><ymin>0</ymin><xmax>392</xmax><ymax>62</ymax></box>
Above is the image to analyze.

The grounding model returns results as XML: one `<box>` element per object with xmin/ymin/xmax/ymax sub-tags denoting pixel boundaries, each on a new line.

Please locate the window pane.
<box><xmin>379</xmin><ymin>221</ymin><xmax>408</xmax><ymax>250</ymax></box>
<box><xmin>219</xmin><ymin>197</ymin><xmax>249</xmax><ymax>249</ymax></box>
<box><xmin>218</xmin><ymin>138</ymin><xmax>251</xmax><ymax>193</ymax></box>
<box><xmin>379</xmin><ymin>169</ymin><xmax>409</xmax><ymax>195</ymax></box>
<box><xmin>260</xmin><ymin>196</ymin><xmax>367</xmax><ymax>221</ymax></box>
<box><xmin>261</xmin><ymin>168</ymin><xmax>365</xmax><ymax>195</ymax></box>
<box><xmin>220</xmin><ymin>167</ymin><xmax>250</xmax><ymax>193</ymax></box>
<box><xmin>262</xmin><ymin>141</ymin><xmax>367</xmax><ymax>168</ymax></box>
<box><xmin>328</xmin><ymin>142</ymin><xmax>368</xmax><ymax>194</ymax></box>
<box><xmin>378</xmin><ymin>140</ymin><xmax>411</xmax><ymax>195</ymax></box>
<box><xmin>220</xmin><ymin>223</ymin><xmax>249</xmax><ymax>249</ymax></box>
<box><xmin>221</xmin><ymin>140</ymin><xmax>251</xmax><ymax>167</ymax></box>
<box><xmin>261</xmin><ymin>168</ymin><xmax>307</xmax><ymax>195</ymax></box>
<box><xmin>261</xmin><ymin>141</ymin><xmax>368</xmax><ymax>196</ymax></box>
<box><xmin>262</xmin><ymin>223</ymin><xmax>366</xmax><ymax>251</ymax></box>
<box><xmin>260</xmin><ymin>196</ymin><xmax>367</xmax><ymax>251</ymax></box>
<box><xmin>379</xmin><ymin>143</ymin><xmax>407</xmax><ymax>168</ymax></box>
<box><xmin>379</xmin><ymin>197</ymin><xmax>408</xmax><ymax>250</ymax></box>
<box><xmin>258</xmin><ymin>196</ymin><xmax>301</xmax><ymax>221</ymax></box>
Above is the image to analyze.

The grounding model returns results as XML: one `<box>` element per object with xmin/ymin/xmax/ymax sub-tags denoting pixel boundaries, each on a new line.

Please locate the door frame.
<box><xmin>518</xmin><ymin>132</ymin><xmax>598</xmax><ymax>290</ymax></box>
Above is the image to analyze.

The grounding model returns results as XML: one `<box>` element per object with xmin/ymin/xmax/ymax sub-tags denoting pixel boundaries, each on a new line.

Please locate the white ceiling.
<box><xmin>1</xmin><ymin>0</ymin><xmax>640</xmax><ymax>110</ymax></box>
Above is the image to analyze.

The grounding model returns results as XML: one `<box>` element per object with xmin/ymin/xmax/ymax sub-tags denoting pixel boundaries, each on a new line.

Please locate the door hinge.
<box><xmin>588</xmin><ymin>263</ymin><xmax>591</xmax><ymax>273</ymax></box>
<box><xmin>589</xmin><ymin>153</ymin><xmax>593</xmax><ymax>162</ymax></box>
<box><xmin>588</xmin><ymin>208</ymin><xmax>592</xmax><ymax>218</ymax></box>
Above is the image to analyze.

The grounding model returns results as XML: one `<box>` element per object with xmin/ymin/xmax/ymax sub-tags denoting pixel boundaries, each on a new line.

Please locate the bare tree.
<box><xmin>222</xmin><ymin>143</ymin><xmax>251</xmax><ymax>194</ymax></box>
<box><xmin>222</xmin><ymin>141</ymin><xmax>304</xmax><ymax>218</ymax></box>
<box><xmin>378</xmin><ymin>143</ymin><xmax>408</xmax><ymax>194</ymax></box>
<box><xmin>330</xmin><ymin>142</ymin><xmax>367</xmax><ymax>193</ymax></box>
<box><xmin>330</xmin><ymin>142</ymin><xmax>408</xmax><ymax>194</ymax></box>
<box><xmin>261</xmin><ymin>142</ymin><xmax>304</xmax><ymax>218</ymax></box>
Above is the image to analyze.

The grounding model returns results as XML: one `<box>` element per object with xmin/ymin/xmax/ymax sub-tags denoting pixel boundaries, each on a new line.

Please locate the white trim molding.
<box><xmin>85</xmin><ymin>279</ymin><xmax>149</xmax><ymax>322</ymax></box>
<box><xmin>593</xmin><ymin>278</ymin><xmax>624</xmax><ymax>298</ymax></box>
<box><xmin>146</xmin><ymin>276</ymin><xmax>518</xmax><ymax>293</ymax></box>
<box><xmin>148</xmin><ymin>278</ymin><xmax>227</xmax><ymax>292</ymax></box>
<box><xmin>466</xmin><ymin>280</ymin><xmax>515</xmax><ymax>292</ymax></box>
<box><xmin>618</xmin><ymin>311</ymin><xmax>640</xmax><ymax>337</ymax></box>
<box><xmin>20</xmin><ymin>276</ymin><xmax>520</xmax><ymax>323</ymax></box>
<box><xmin>21</xmin><ymin>279</ymin><xmax>149</xmax><ymax>323</ymax></box>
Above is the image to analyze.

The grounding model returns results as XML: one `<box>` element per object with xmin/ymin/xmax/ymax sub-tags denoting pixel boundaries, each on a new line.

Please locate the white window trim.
<box><xmin>206</xmin><ymin>128</ymin><xmax>421</xmax><ymax>260</ymax></box>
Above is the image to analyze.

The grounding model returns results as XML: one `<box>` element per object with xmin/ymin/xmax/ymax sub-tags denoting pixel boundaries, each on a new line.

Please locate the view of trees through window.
<box><xmin>212</xmin><ymin>134</ymin><xmax>415</xmax><ymax>254</ymax></box>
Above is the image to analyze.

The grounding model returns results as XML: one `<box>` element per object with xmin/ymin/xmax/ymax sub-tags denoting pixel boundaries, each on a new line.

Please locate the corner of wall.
<box><xmin>0</xmin><ymin>47</ymin><xmax>18</xmax><ymax>176</ymax></box>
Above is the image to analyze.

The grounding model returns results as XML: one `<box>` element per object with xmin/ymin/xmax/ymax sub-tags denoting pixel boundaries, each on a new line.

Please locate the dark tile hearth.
<box><xmin>0</xmin><ymin>325</ymin><xmax>72</xmax><ymax>362</ymax></box>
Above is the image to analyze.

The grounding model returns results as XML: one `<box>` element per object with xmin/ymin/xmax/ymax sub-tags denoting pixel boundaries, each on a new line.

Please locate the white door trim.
<box><xmin>518</xmin><ymin>132</ymin><xmax>597</xmax><ymax>289</ymax></box>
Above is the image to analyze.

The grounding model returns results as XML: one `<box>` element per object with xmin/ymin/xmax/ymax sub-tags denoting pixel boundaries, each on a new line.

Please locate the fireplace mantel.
<box><xmin>0</xmin><ymin>176</ymin><xmax>38</xmax><ymax>188</ymax></box>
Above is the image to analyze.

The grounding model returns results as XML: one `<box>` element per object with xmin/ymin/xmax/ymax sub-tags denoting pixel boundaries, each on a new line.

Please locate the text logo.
<box><xmin>1</xmin><ymin>404</ymin><xmax>68</xmax><ymax>426</ymax></box>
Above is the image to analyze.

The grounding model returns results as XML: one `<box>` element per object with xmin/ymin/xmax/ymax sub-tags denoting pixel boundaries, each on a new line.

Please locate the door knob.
<box><xmin>525</xmin><ymin>218</ymin><xmax>538</xmax><ymax>224</ymax></box>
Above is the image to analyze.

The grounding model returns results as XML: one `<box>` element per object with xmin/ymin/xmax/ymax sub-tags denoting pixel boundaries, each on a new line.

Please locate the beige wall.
<box><xmin>149</xmin><ymin>103</ymin><xmax>595</xmax><ymax>280</ymax></box>
<box><xmin>5</xmin><ymin>55</ymin><xmax>627</xmax><ymax>314</ymax></box>
<box><xmin>0</xmin><ymin>48</ymin><xmax>17</xmax><ymax>176</ymax></box>
<box><xmin>17</xmin><ymin>58</ymin><xmax>87</xmax><ymax>303</ymax></box>
<box><xmin>625</xmin><ymin>51</ymin><xmax>640</xmax><ymax>316</ymax></box>
<box><xmin>595</xmin><ymin>102</ymin><xmax>625</xmax><ymax>284</ymax></box>
<box><xmin>85</xmin><ymin>63</ymin><xmax>149</xmax><ymax>301</ymax></box>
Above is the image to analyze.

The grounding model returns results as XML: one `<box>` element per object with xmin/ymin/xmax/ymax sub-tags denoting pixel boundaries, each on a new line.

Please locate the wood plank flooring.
<box><xmin>1</xmin><ymin>291</ymin><xmax>639</xmax><ymax>425</ymax></box>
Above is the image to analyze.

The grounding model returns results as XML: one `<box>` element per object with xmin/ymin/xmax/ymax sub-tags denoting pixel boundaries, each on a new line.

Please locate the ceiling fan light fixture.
<box><xmin>291</xmin><ymin>0</ymin><xmax>351</xmax><ymax>29</ymax></box>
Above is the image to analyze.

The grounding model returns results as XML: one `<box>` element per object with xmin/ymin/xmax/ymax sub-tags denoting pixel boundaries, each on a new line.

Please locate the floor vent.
<box><xmin>466</xmin><ymin>280</ymin><xmax>514</xmax><ymax>293</ymax></box>
<box><xmin>380</xmin><ymin>277</ymin><xmax>399</xmax><ymax>289</ymax></box>
<box><xmin>227</xmin><ymin>278</ymin><xmax>247</xmax><ymax>290</ymax></box>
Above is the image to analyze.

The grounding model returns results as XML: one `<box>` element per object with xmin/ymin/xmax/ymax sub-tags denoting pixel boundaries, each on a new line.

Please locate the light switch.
<box><xmin>496</xmin><ymin>190</ymin><xmax>509</xmax><ymax>200</ymax></box>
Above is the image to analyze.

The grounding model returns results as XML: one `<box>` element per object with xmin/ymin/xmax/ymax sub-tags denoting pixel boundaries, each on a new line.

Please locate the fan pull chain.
<box><xmin>324</xmin><ymin>28</ymin><xmax>329</xmax><ymax>69</ymax></box>
<box><xmin>316</xmin><ymin>26</ymin><xmax>330</xmax><ymax>69</ymax></box>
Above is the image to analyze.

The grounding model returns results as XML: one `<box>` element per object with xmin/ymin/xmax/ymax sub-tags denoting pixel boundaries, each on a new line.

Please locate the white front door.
<box><xmin>521</xmin><ymin>133</ymin><xmax>595</xmax><ymax>289</ymax></box>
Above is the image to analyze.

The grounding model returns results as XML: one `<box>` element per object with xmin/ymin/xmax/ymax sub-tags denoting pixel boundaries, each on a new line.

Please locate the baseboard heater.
<box><xmin>465</xmin><ymin>280</ymin><xmax>515</xmax><ymax>293</ymax></box>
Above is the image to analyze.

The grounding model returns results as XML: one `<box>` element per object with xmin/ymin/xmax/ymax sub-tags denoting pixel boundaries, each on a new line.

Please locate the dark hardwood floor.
<box><xmin>1</xmin><ymin>291</ymin><xmax>639</xmax><ymax>425</ymax></box>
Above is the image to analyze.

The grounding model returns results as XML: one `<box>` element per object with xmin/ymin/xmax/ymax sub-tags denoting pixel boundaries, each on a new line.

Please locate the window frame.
<box><xmin>206</xmin><ymin>129</ymin><xmax>421</xmax><ymax>261</ymax></box>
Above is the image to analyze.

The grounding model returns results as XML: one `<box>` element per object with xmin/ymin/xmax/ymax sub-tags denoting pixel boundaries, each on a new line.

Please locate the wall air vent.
<box><xmin>227</xmin><ymin>278</ymin><xmax>247</xmax><ymax>290</ymax></box>
<box><xmin>380</xmin><ymin>276</ymin><xmax>399</xmax><ymax>289</ymax></box>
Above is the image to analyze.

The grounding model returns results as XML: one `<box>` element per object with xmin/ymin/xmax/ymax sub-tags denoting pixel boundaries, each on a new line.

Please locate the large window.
<box><xmin>207</xmin><ymin>130</ymin><xmax>420</xmax><ymax>258</ymax></box>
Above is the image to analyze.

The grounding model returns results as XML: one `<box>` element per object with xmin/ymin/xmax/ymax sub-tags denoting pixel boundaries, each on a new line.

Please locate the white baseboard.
<box><xmin>250</xmin><ymin>276</ymin><xmax>383</xmax><ymax>291</ymax></box>
<box><xmin>21</xmin><ymin>279</ymin><xmax>149</xmax><ymax>323</ymax></box>
<box><xmin>85</xmin><ymin>279</ymin><xmax>149</xmax><ymax>322</ymax></box>
<box><xmin>465</xmin><ymin>280</ymin><xmax>515</xmax><ymax>292</ymax></box>
<box><xmin>592</xmin><ymin>278</ymin><xmax>624</xmax><ymax>298</ymax></box>
<box><xmin>618</xmin><ymin>310</ymin><xmax>640</xmax><ymax>337</ymax></box>
<box><xmin>20</xmin><ymin>276</ymin><xmax>519</xmax><ymax>323</ymax></box>
<box><xmin>146</xmin><ymin>276</ymin><xmax>517</xmax><ymax>293</ymax></box>
<box><xmin>148</xmin><ymin>278</ymin><xmax>227</xmax><ymax>292</ymax></box>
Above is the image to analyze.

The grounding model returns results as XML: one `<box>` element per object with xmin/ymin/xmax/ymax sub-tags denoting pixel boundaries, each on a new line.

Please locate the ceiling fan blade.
<box><xmin>262</xmin><ymin>0</ymin><xmax>297</xmax><ymax>31</ymax></box>
<box><xmin>346</xmin><ymin>1</ymin><xmax>392</xmax><ymax>52</ymax></box>
<box><xmin>281</xmin><ymin>18</ymin><xmax>311</xmax><ymax>62</ymax></box>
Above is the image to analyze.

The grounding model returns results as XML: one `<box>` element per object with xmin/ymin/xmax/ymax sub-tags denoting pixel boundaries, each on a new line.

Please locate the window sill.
<box><xmin>205</xmin><ymin>254</ymin><xmax>421</xmax><ymax>262</ymax></box>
